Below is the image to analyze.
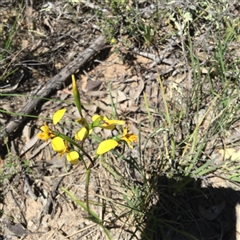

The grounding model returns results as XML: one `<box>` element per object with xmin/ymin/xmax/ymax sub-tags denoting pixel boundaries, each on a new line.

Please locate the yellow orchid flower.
<box><xmin>75</xmin><ymin>127</ymin><xmax>93</xmax><ymax>141</ymax></box>
<box><xmin>92</xmin><ymin>115</ymin><xmax>125</xmax><ymax>130</ymax></box>
<box><xmin>120</xmin><ymin>126</ymin><xmax>138</xmax><ymax>148</ymax></box>
<box><xmin>38</xmin><ymin>109</ymin><xmax>66</xmax><ymax>141</ymax></box>
<box><xmin>96</xmin><ymin>125</ymin><xmax>137</xmax><ymax>154</ymax></box>
<box><xmin>51</xmin><ymin>137</ymin><xmax>79</xmax><ymax>165</ymax></box>
<box><xmin>38</xmin><ymin>122</ymin><xmax>55</xmax><ymax>141</ymax></box>
<box><xmin>66</xmin><ymin>151</ymin><xmax>79</xmax><ymax>165</ymax></box>
<box><xmin>75</xmin><ymin>115</ymin><xmax>125</xmax><ymax>141</ymax></box>
<box><xmin>74</xmin><ymin>117</ymin><xmax>89</xmax><ymax>140</ymax></box>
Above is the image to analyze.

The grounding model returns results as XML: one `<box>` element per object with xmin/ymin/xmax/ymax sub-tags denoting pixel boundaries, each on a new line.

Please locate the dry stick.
<box><xmin>0</xmin><ymin>35</ymin><xmax>106</xmax><ymax>144</ymax></box>
<box><xmin>133</xmin><ymin>35</ymin><xmax>177</xmax><ymax>69</ymax></box>
<box><xmin>42</xmin><ymin>175</ymin><xmax>64</xmax><ymax>215</ymax></box>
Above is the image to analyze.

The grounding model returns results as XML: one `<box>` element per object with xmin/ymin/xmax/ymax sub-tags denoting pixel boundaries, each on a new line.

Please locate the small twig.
<box><xmin>133</xmin><ymin>36</ymin><xmax>177</xmax><ymax>68</ymax></box>
<box><xmin>42</xmin><ymin>176</ymin><xmax>63</xmax><ymax>215</ymax></box>
<box><xmin>133</xmin><ymin>41</ymin><xmax>177</xmax><ymax>68</ymax></box>
<box><xmin>8</xmin><ymin>190</ymin><xmax>27</xmax><ymax>226</ymax></box>
<box><xmin>23</xmin><ymin>173</ymin><xmax>38</xmax><ymax>201</ymax></box>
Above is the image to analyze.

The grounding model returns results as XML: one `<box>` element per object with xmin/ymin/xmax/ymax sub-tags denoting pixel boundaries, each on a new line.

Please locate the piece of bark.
<box><xmin>0</xmin><ymin>35</ymin><xmax>106</xmax><ymax>144</ymax></box>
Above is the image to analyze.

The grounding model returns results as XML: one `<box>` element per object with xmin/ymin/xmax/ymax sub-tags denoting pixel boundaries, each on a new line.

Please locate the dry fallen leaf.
<box><xmin>84</xmin><ymin>80</ymin><xmax>102</xmax><ymax>92</ymax></box>
<box><xmin>102</xmin><ymin>90</ymin><xmax>127</xmax><ymax>103</ymax></box>
<box><xmin>20</xmin><ymin>135</ymin><xmax>39</xmax><ymax>156</ymax></box>
<box><xmin>133</xmin><ymin>78</ymin><xmax>144</xmax><ymax>101</ymax></box>
<box><xmin>218</xmin><ymin>148</ymin><xmax>240</xmax><ymax>161</ymax></box>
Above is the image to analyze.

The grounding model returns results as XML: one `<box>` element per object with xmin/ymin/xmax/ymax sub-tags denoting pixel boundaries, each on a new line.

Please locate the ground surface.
<box><xmin>0</xmin><ymin>1</ymin><xmax>240</xmax><ymax>240</ymax></box>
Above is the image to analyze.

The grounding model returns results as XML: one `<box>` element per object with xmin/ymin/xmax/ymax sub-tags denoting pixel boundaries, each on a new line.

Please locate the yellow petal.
<box><xmin>51</xmin><ymin>137</ymin><xmax>65</xmax><ymax>153</ymax></box>
<box><xmin>67</xmin><ymin>151</ymin><xmax>79</xmax><ymax>165</ymax></box>
<box><xmin>53</xmin><ymin>109</ymin><xmax>66</xmax><ymax>125</ymax></box>
<box><xmin>121</xmin><ymin>134</ymin><xmax>137</xmax><ymax>148</ymax></box>
<box><xmin>106</xmin><ymin>119</ymin><xmax>125</xmax><ymax>125</ymax></box>
<box><xmin>40</xmin><ymin>126</ymin><xmax>48</xmax><ymax>132</ymax></box>
<box><xmin>92</xmin><ymin>115</ymin><xmax>102</xmax><ymax>122</ymax></box>
<box><xmin>92</xmin><ymin>115</ymin><xmax>104</xmax><ymax>127</ymax></box>
<box><xmin>121</xmin><ymin>136</ymin><xmax>131</xmax><ymax>148</ymax></box>
<box><xmin>75</xmin><ymin>128</ymin><xmax>88</xmax><ymax>141</ymax></box>
<box><xmin>123</xmin><ymin>127</ymin><xmax>128</xmax><ymax>135</ymax></box>
<box><xmin>72</xmin><ymin>75</ymin><xmax>83</xmax><ymax>117</ymax></box>
<box><xmin>97</xmin><ymin>139</ymin><xmax>118</xmax><ymax>155</ymax></box>
<box><xmin>40</xmin><ymin>122</ymin><xmax>50</xmax><ymax>132</ymax></box>
<box><xmin>101</xmin><ymin>119</ymin><xmax>125</xmax><ymax>130</ymax></box>
<box><xmin>128</xmin><ymin>134</ymin><xmax>138</xmax><ymax>142</ymax></box>
<box><xmin>37</xmin><ymin>132</ymin><xmax>49</xmax><ymax>141</ymax></box>
<box><xmin>72</xmin><ymin>75</ymin><xmax>77</xmax><ymax>91</ymax></box>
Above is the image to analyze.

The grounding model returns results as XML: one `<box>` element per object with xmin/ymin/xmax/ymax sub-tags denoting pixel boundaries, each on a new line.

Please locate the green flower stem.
<box><xmin>86</xmin><ymin>169</ymin><xmax>91</xmax><ymax>215</ymax></box>
<box><xmin>94</xmin><ymin>154</ymin><xmax>99</xmax><ymax>161</ymax></box>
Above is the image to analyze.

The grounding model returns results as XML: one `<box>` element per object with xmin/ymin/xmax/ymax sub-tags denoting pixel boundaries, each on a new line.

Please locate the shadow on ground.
<box><xmin>141</xmin><ymin>176</ymin><xmax>240</xmax><ymax>240</ymax></box>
